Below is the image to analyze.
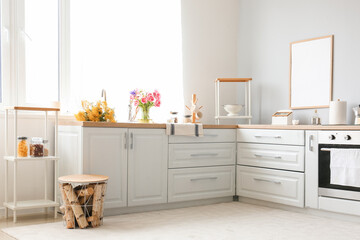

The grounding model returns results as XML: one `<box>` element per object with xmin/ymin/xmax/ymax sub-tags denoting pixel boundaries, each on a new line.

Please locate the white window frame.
<box><xmin>0</xmin><ymin>0</ymin><xmax>64</xmax><ymax>110</ymax></box>
<box><xmin>0</xmin><ymin>0</ymin><xmax>16</xmax><ymax>108</ymax></box>
<box><xmin>59</xmin><ymin>0</ymin><xmax>71</xmax><ymax>114</ymax></box>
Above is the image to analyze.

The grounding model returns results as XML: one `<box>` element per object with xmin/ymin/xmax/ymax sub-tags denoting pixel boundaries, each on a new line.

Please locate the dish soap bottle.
<box><xmin>311</xmin><ymin>110</ymin><xmax>321</xmax><ymax>125</ymax></box>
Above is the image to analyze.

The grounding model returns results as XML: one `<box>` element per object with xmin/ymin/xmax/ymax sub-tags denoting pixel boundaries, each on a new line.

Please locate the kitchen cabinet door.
<box><xmin>128</xmin><ymin>129</ymin><xmax>168</xmax><ymax>207</ymax></box>
<box><xmin>305</xmin><ymin>131</ymin><xmax>319</xmax><ymax>209</ymax></box>
<box><xmin>83</xmin><ymin>127</ymin><xmax>128</xmax><ymax>209</ymax></box>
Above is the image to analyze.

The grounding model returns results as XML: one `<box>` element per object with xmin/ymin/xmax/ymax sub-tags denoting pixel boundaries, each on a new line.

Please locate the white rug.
<box><xmin>3</xmin><ymin>202</ymin><xmax>360</xmax><ymax>240</ymax></box>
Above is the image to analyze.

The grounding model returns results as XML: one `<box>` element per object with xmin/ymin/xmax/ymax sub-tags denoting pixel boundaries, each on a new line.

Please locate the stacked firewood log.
<box><xmin>59</xmin><ymin>182</ymin><xmax>107</xmax><ymax>229</ymax></box>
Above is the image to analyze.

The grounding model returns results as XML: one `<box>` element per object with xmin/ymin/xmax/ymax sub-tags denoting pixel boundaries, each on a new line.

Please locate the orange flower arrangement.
<box><xmin>75</xmin><ymin>100</ymin><xmax>115</xmax><ymax>122</ymax></box>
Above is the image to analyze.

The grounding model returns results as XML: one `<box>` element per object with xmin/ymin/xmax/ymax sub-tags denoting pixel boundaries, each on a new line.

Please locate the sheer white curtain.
<box><xmin>67</xmin><ymin>0</ymin><xmax>184</xmax><ymax>122</ymax></box>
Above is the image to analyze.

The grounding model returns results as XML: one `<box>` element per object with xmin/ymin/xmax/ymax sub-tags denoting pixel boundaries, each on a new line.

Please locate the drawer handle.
<box><xmin>254</xmin><ymin>135</ymin><xmax>281</xmax><ymax>139</ymax></box>
<box><xmin>254</xmin><ymin>154</ymin><xmax>282</xmax><ymax>159</ymax></box>
<box><xmin>190</xmin><ymin>153</ymin><xmax>218</xmax><ymax>157</ymax></box>
<box><xmin>253</xmin><ymin>178</ymin><xmax>282</xmax><ymax>184</ymax></box>
<box><xmin>204</xmin><ymin>134</ymin><xmax>219</xmax><ymax>137</ymax></box>
<box><xmin>190</xmin><ymin>177</ymin><xmax>218</xmax><ymax>181</ymax></box>
<box><xmin>130</xmin><ymin>133</ymin><xmax>134</xmax><ymax>149</ymax></box>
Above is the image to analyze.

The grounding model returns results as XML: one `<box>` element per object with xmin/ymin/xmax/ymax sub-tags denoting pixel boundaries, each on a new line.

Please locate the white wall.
<box><xmin>181</xmin><ymin>0</ymin><xmax>241</xmax><ymax>124</ymax></box>
<box><xmin>0</xmin><ymin>114</ymin><xmax>55</xmax><ymax>216</ymax></box>
<box><xmin>238</xmin><ymin>0</ymin><xmax>360</xmax><ymax>124</ymax></box>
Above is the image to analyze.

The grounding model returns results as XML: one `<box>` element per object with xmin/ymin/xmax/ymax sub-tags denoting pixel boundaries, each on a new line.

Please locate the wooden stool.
<box><xmin>58</xmin><ymin>174</ymin><xmax>109</xmax><ymax>229</ymax></box>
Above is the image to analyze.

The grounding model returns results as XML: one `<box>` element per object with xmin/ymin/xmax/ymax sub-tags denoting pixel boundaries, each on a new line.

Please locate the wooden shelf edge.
<box><xmin>215</xmin><ymin>78</ymin><xmax>252</xmax><ymax>82</ymax></box>
<box><xmin>4</xmin><ymin>200</ymin><xmax>59</xmax><ymax>210</ymax></box>
<box><xmin>215</xmin><ymin>116</ymin><xmax>252</xmax><ymax>119</ymax></box>
<box><xmin>5</xmin><ymin>106</ymin><xmax>60</xmax><ymax>111</ymax></box>
<box><xmin>4</xmin><ymin>156</ymin><xmax>60</xmax><ymax>161</ymax></box>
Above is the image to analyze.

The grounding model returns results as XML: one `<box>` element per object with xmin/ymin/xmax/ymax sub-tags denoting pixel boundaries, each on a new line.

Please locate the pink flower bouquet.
<box><xmin>130</xmin><ymin>89</ymin><xmax>161</xmax><ymax>122</ymax></box>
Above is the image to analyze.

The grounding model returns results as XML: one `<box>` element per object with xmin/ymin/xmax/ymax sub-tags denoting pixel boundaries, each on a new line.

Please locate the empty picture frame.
<box><xmin>289</xmin><ymin>35</ymin><xmax>333</xmax><ymax>109</ymax></box>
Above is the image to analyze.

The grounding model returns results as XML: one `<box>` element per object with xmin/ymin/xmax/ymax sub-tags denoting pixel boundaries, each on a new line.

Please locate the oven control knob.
<box><xmin>344</xmin><ymin>135</ymin><xmax>351</xmax><ymax>141</ymax></box>
<box><xmin>329</xmin><ymin>135</ymin><xmax>336</xmax><ymax>140</ymax></box>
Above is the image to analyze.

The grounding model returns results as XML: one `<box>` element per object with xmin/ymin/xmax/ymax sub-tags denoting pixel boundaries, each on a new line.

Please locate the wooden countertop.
<box><xmin>59</xmin><ymin>121</ymin><xmax>237</xmax><ymax>129</ymax></box>
<box><xmin>59</xmin><ymin>121</ymin><xmax>360</xmax><ymax>130</ymax></box>
<box><xmin>237</xmin><ymin>124</ymin><xmax>360</xmax><ymax>130</ymax></box>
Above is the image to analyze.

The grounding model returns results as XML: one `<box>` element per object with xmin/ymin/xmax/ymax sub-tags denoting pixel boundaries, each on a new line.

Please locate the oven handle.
<box><xmin>320</xmin><ymin>148</ymin><xmax>332</xmax><ymax>152</ymax></box>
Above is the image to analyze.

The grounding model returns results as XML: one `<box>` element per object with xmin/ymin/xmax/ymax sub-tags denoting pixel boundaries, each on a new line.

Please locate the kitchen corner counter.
<box><xmin>237</xmin><ymin>124</ymin><xmax>360</xmax><ymax>130</ymax></box>
<box><xmin>59</xmin><ymin>120</ymin><xmax>237</xmax><ymax>129</ymax></box>
<box><xmin>58</xmin><ymin>121</ymin><xmax>360</xmax><ymax>130</ymax></box>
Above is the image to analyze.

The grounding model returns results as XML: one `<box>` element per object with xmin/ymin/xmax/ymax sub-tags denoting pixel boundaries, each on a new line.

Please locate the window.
<box><xmin>1</xmin><ymin>0</ymin><xmax>183</xmax><ymax>119</ymax></box>
<box><xmin>19</xmin><ymin>0</ymin><xmax>59</xmax><ymax>104</ymax></box>
<box><xmin>0</xmin><ymin>0</ymin><xmax>59</xmax><ymax>107</ymax></box>
<box><xmin>65</xmin><ymin>0</ymin><xmax>184</xmax><ymax>121</ymax></box>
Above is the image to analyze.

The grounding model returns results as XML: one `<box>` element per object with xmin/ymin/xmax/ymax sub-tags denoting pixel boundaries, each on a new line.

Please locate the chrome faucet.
<box><xmin>101</xmin><ymin>89</ymin><xmax>107</xmax><ymax>102</ymax></box>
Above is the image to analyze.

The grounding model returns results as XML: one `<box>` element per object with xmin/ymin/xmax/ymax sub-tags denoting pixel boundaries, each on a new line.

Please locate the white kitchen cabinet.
<box><xmin>237</xmin><ymin>166</ymin><xmax>304</xmax><ymax>207</ymax></box>
<box><xmin>128</xmin><ymin>129</ymin><xmax>168</xmax><ymax>207</ymax></box>
<box><xmin>169</xmin><ymin>129</ymin><xmax>235</xmax><ymax>143</ymax></box>
<box><xmin>169</xmin><ymin>143</ymin><xmax>236</xmax><ymax>168</ymax></box>
<box><xmin>238</xmin><ymin>143</ymin><xmax>304</xmax><ymax>172</ymax></box>
<box><xmin>83</xmin><ymin>127</ymin><xmax>128</xmax><ymax>209</ymax></box>
<box><xmin>236</xmin><ymin>129</ymin><xmax>305</xmax><ymax>208</ymax></box>
<box><xmin>305</xmin><ymin>131</ymin><xmax>319</xmax><ymax>209</ymax></box>
<box><xmin>168</xmin><ymin>166</ymin><xmax>235</xmax><ymax>202</ymax></box>
<box><xmin>237</xmin><ymin>129</ymin><xmax>304</xmax><ymax>146</ymax></box>
<box><xmin>59</xmin><ymin>126</ymin><xmax>83</xmax><ymax>176</ymax></box>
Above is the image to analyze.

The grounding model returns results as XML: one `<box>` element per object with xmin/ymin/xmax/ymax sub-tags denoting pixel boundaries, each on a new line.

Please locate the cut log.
<box><xmin>99</xmin><ymin>183</ymin><xmax>107</xmax><ymax>219</ymax></box>
<box><xmin>59</xmin><ymin>205</ymin><xmax>66</xmax><ymax>215</ymax></box>
<box><xmin>86</xmin><ymin>216</ymin><xmax>98</xmax><ymax>222</ymax></box>
<box><xmin>91</xmin><ymin>183</ymin><xmax>105</xmax><ymax>227</ymax></box>
<box><xmin>59</xmin><ymin>184</ymin><xmax>75</xmax><ymax>229</ymax></box>
<box><xmin>63</xmin><ymin>184</ymin><xmax>89</xmax><ymax>229</ymax></box>
<box><xmin>78</xmin><ymin>195</ymin><xmax>92</xmax><ymax>205</ymax></box>
<box><xmin>76</xmin><ymin>187</ymin><xmax>94</xmax><ymax>197</ymax></box>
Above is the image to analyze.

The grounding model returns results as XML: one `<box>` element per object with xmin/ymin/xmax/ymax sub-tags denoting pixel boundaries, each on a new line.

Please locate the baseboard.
<box><xmin>0</xmin><ymin>206</ymin><xmax>54</xmax><ymax>219</ymax></box>
<box><xmin>104</xmin><ymin>197</ymin><xmax>233</xmax><ymax>216</ymax></box>
<box><xmin>238</xmin><ymin>197</ymin><xmax>360</xmax><ymax>224</ymax></box>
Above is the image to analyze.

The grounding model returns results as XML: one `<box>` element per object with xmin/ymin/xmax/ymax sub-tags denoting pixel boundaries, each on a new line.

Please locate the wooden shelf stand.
<box><xmin>4</xmin><ymin>106</ymin><xmax>60</xmax><ymax>222</ymax></box>
<box><xmin>214</xmin><ymin>78</ymin><xmax>252</xmax><ymax>124</ymax></box>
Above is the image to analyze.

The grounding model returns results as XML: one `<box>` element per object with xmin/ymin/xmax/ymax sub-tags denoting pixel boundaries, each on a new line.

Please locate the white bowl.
<box><xmin>223</xmin><ymin>104</ymin><xmax>243</xmax><ymax>116</ymax></box>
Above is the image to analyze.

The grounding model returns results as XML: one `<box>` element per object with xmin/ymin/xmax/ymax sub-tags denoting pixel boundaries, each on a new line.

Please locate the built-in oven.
<box><xmin>318</xmin><ymin>131</ymin><xmax>360</xmax><ymax>201</ymax></box>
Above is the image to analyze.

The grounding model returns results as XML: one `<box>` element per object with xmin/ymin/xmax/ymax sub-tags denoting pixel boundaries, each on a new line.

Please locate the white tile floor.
<box><xmin>2</xmin><ymin>202</ymin><xmax>360</xmax><ymax>240</ymax></box>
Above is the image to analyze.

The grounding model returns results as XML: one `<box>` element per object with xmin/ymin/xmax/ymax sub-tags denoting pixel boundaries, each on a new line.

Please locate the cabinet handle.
<box><xmin>190</xmin><ymin>177</ymin><xmax>218</xmax><ymax>181</ymax></box>
<box><xmin>204</xmin><ymin>134</ymin><xmax>218</xmax><ymax>137</ymax></box>
<box><xmin>308</xmin><ymin>135</ymin><xmax>314</xmax><ymax>152</ymax></box>
<box><xmin>130</xmin><ymin>133</ymin><xmax>134</xmax><ymax>149</ymax></box>
<box><xmin>254</xmin><ymin>154</ymin><xmax>282</xmax><ymax>159</ymax></box>
<box><xmin>124</xmin><ymin>132</ymin><xmax>127</xmax><ymax>149</ymax></box>
<box><xmin>253</xmin><ymin>178</ymin><xmax>282</xmax><ymax>184</ymax></box>
<box><xmin>190</xmin><ymin>153</ymin><xmax>218</xmax><ymax>157</ymax></box>
<box><xmin>254</xmin><ymin>135</ymin><xmax>281</xmax><ymax>139</ymax></box>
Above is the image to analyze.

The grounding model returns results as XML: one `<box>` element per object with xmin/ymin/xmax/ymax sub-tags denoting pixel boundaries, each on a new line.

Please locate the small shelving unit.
<box><xmin>215</xmin><ymin>78</ymin><xmax>252</xmax><ymax>124</ymax></box>
<box><xmin>3</xmin><ymin>106</ymin><xmax>60</xmax><ymax>222</ymax></box>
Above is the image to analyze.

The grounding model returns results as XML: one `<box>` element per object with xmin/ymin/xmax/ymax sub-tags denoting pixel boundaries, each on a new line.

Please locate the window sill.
<box><xmin>0</xmin><ymin>109</ymin><xmax>75</xmax><ymax>120</ymax></box>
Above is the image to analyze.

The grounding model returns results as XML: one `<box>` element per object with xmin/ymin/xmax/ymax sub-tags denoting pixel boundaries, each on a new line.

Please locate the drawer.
<box><xmin>237</xmin><ymin>129</ymin><xmax>304</xmax><ymax>146</ymax></box>
<box><xmin>168</xmin><ymin>166</ymin><xmax>235</xmax><ymax>202</ymax></box>
<box><xmin>237</xmin><ymin>143</ymin><xmax>304</xmax><ymax>171</ymax></box>
<box><xmin>236</xmin><ymin>166</ymin><xmax>304</xmax><ymax>207</ymax></box>
<box><xmin>169</xmin><ymin>129</ymin><xmax>236</xmax><ymax>143</ymax></box>
<box><xmin>169</xmin><ymin>143</ymin><xmax>236</xmax><ymax>168</ymax></box>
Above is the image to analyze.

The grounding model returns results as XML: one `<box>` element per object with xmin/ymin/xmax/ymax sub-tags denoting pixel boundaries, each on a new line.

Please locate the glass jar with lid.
<box><xmin>43</xmin><ymin>139</ymin><xmax>49</xmax><ymax>157</ymax></box>
<box><xmin>170</xmin><ymin>111</ymin><xmax>178</xmax><ymax>123</ymax></box>
<box><xmin>17</xmin><ymin>136</ymin><xmax>28</xmax><ymax>157</ymax></box>
<box><xmin>30</xmin><ymin>137</ymin><xmax>44</xmax><ymax>157</ymax></box>
<box><xmin>183</xmin><ymin>115</ymin><xmax>192</xmax><ymax>123</ymax></box>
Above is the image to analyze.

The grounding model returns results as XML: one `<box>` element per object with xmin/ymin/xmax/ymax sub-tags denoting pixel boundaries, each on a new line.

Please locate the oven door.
<box><xmin>318</xmin><ymin>144</ymin><xmax>360</xmax><ymax>201</ymax></box>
